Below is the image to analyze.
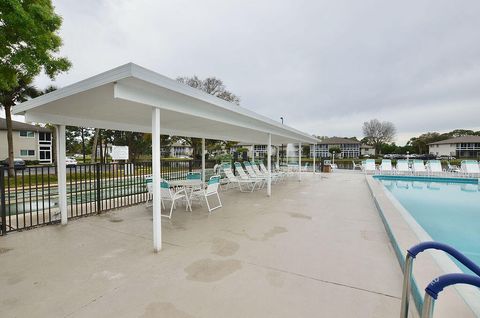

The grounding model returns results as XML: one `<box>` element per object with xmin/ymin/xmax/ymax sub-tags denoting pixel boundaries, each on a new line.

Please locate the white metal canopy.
<box><xmin>13</xmin><ymin>63</ymin><xmax>317</xmax><ymax>253</ymax></box>
<box><xmin>13</xmin><ymin>63</ymin><xmax>317</xmax><ymax>145</ymax></box>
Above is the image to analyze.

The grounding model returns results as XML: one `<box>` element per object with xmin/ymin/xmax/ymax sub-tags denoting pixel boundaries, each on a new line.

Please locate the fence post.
<box><xmin>0</xmin><ymin>167</ymin><xmax>6</xmax><ymax>235</ymax></box>
<box><xmin>96</xmin><ymin>163</ymin><xmax>101</xmax><ymax>212</ymax></box>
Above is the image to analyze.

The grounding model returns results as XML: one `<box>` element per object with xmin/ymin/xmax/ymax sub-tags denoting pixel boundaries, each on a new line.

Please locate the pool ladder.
<box><xmin>400</xmin><ymin>241</ymin><xmax>480</xmax><ymax>318</ymax></box>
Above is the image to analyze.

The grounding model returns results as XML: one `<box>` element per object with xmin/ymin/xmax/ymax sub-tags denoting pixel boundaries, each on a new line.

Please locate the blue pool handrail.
<box><xmin>408</xmin><ymin>241</ymin><xmax>480</xmax><ymax>276</ymax></box>
<box><xmin>400</xmin><ymin>241</ymin><xmax>480</xmax><ymax>318</ymax></box>
<box><xmin>421</xmin><ymin>273</ymin><xmax>480</xmax><ymax>318</ymax></box>
<box><xmin>425</xmin><ymin>273</ymin><xmax>480</xmax><ymax>300</ymax></box>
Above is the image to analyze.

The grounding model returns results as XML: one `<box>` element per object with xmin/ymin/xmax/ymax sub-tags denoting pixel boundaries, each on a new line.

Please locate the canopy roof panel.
<box><xmin>13</xmin><ymin>63</ymin><xmax>318</xmax><ymax>144</ymax></box>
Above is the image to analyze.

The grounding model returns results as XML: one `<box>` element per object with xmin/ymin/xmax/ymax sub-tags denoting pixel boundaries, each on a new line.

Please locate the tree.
<box><xmin>175</xmin><ymin>75</ymin><xmax>240</xmax><ymax>158</ymax></box>
<box><xmin>328</xmin><ymin>147</ymin><xmax>342</xmax><ymax>157</ymax></box>
<box><xmin>0</xmin><ymin>1</ymin><xmax>71</xmax><ymax>175</ymax></box>
<box><xmin>362</xmin><ymin>119</ymin><xmax>396</xmax><ymax>155</ymax></box>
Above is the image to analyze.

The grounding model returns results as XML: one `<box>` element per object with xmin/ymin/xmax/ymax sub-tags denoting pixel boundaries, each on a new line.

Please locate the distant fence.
<box><xmin>0</xmin><ymin>159</ymin><xmax>219</xmax><ymax>235</ymax></box>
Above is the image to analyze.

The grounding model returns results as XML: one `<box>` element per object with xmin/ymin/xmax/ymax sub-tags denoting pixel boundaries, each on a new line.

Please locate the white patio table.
<box><xmin>168</xmin><ymin>179</ymin><xmax>204</xmax><ymax>188</ymax></box>
<box><xmin>167</xmin><ymin>179</ymin><xmax>204</xmax><ymax>208</ymax></box>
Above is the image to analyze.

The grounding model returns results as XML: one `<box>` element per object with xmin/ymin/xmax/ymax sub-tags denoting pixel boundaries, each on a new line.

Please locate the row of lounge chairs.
<box><xmin>221</xmin><ymin>161</ymin><xmax>290</xmax><ymax>192</ymax></box>
<box><xmin>145</xmin><ymin>161</ymin><xmax>298</xmax><ymax>219</ymax></box>
<box><xmin>362</xmin><ymin>159</ymin><xmax>480</xmax><ymax>177</ymax></box>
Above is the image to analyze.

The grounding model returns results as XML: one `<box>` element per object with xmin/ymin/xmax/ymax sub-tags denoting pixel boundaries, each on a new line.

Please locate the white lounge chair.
<box><xmin>223</xmin><ymin>167</ymin><xmax>259</xmax><ymax>192</ymax></box>
<box><xmin>461</xmin><ymin>160</ymin><xmax>480</xmax><ymax>177</ymax></box>
<box><xmin>380</xmin><ymin>159</ymin><xmax>393</xmax><ymax>174</ymax></box>
<box><xmin>364</xmin><ymin>159</ymin><xmax>377</xmax><ymax>174</ymax></box>
<box><xmin>243</xmin><ymin>162</ymin><xmax>267</xmax><ymax>181</ymax></box>
<box><xmin>395</xmin><ymin>160</ymin><xmax>411</xmax><ymax>175</ymax></box>
<box><xmin>412</xmin><ymin>160</ymin><xmax>427</xmax><ymax>175</ymax></box>
<box><xmin>352</xmin><ymin>161</ymin><xmax>362</xmax><ymax>170</ymax></box>
<box><xmin>447</xmin><ymin>162</ymin><xmax>461</xmax><ymax>174</ymax></box>
<box><xmin>302</xmin><ymin>162</ymin><xmax>310</xmax><ymax>172</ymax></box>
<box><xmin>234</xmin><ymin>162</ymin><xmax>265</xmax><ymax>188</ymax></box>
<box><xmin>190</xmin><ymin>175</ymin><xmax>222</xmax><ymax>212</ymax></box>
<box><xmin>427</xmin><ymin>160</ymin><xmax>443</xmax><ymax>176</ymax></box>
<box><xmin>259</xmin><ymin>162</ymin><xmax>283</xmax><ymax>182</ymax></box>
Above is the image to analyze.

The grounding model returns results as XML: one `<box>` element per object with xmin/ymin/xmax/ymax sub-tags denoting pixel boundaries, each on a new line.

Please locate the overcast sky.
<box><xmin>24</xmin><ymin>0</ymin><xmax>480</xmax><ymax>145</ymax></box>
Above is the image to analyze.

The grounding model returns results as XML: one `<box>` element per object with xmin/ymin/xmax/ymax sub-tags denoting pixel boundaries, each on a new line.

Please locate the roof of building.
<box><xmin>317</xmin><ymin>137</ymin><xmax>361</xmax><ymax>145</ymax></box>
<box><xmin>0</xmin><ymin>118</ymin><xmax>51</xmax><ymax>132</ymax></box>
<box><xmin>428</xmin><ymin>135</ymin><xmax>480</xmax><ymax>145</ymax></box>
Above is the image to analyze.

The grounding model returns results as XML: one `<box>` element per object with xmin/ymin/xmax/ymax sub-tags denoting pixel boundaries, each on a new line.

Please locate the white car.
<box><xmin>66</xmin><ymin>157</ymin><xmax>77</xmax><ymax>167</ymax></box>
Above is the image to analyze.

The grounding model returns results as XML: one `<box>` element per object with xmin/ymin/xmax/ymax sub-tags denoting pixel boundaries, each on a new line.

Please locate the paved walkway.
<box><xmin>0</xmin><ymin>172</ymin><xmax>404</xmax><ymax>317</ymax></box>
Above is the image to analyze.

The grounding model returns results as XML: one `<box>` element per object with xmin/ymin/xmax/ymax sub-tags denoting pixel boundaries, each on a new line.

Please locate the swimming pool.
<box><xmin>375</xmin><ymin>176</ymin><xmax>480</xmax><ymax>273</ymax></box>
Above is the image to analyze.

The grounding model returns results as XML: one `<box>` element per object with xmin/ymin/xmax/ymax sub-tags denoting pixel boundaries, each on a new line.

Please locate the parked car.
<box><xmin>66</xmin><ymin>157</ymin><xmax>78</xmax><ymax>167</ymax></box>
<box><xmin>2</xmin><ymin>158</ymin><xmax>26</xmax><ymax>170</ymax></box>
<box><xmin>437</xmin><ymin>155</ymin><xmax>456</xmax><ymax>160</ymax></box>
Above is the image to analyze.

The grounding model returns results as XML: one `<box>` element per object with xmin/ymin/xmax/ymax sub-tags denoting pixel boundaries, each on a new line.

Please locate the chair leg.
<box><xmin>205</xmin><ymin>195</ymin><xmax>211</xmax><ymax>212</ymax></box>
<box><xmin>168</xmin><ymin>200</ymin><xmax>175</xmax><ymax>218</ymax></box>
<box><xmin>217</xmin><ymin>192</ymin><xmax>222</xmax><ymax>208</ymax></box>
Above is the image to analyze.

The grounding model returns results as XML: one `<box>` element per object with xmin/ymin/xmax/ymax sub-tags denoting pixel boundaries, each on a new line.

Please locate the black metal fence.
<box><xmin>0</xmin><ymin>159</ymin><xmax>219</xmax><ymax>235</ymax></box>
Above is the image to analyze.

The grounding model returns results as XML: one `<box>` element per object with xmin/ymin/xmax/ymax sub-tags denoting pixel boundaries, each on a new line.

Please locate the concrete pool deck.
<box><xmin>1</xmin><ymin>172</ymin><xmax>405</xmax><ymax>317</ymax></box>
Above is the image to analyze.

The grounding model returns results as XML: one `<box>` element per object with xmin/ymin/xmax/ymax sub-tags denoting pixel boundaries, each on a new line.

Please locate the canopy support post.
<box><xmin>252</xmin><ymin>144</ymin><xmax>255</xmax><ymax>162</ymax></box>
<box><xmin>267</xmin><ymin>134</ymin><xmax>272</xmax><ymax>197</ymax></box>
<box><xmin>313</xmin><ymin>143</ymin><xmax>316</xmax><ymax>173</ymax></box>
<box><xmin>298</xmin><ymin>142</ymin><xmax>302</xmax><ymax>181</ymax></box>
<box><xmin>202</xmin><ymin>138</ymin><xmax>206</xmax><ymax>182</ymax></box>
<box><xmin>276</xmin><ymin>145</ymin><xmax>280</xmax><ymax>169</ymax></box>
<box><xmin>55</xmin><ymin>125</ymin><xmax>67</xmax><ymax>225</ymax></box>
<box><xmin>152</xmin><ymin>107</ymin><xmax>162</xmax><ymax>252</ymax></box>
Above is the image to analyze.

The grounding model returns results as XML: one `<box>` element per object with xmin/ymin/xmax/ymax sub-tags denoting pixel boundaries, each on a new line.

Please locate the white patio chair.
<box><xmin>380</xmin><ymin>159</ymin><xmax>393</xmax><ymax>174</ymax></box>
<box><xmin>190</xmin><ymin>175</ymin><xmax>223</xmax><ymax>213</ymax></box>
<box><xmin>146</xmin><ymin>176</ymin><xmax>191</xmax><ymax>219</ymax></box>
<box><xmin>395</xmin><ymin>160</ymin><xmax>411</xmax><ymax>175</ymax></box>
<box><xmin>145</xmin><ymin>174</ymin><xmax>153</xmax><ymax>207</ymax></box>
<box><xmin>412</xmin><ymin>160</ymin><xmax>427</xmax><ymax>175</ymax></box>
<box><xmin>364</xmin><ymin>159</ymin><xmax>377</xmax><ymax>174</ymax></box>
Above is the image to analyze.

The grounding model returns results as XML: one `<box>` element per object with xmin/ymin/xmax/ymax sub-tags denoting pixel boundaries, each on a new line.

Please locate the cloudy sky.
<box><xmin>27</xmin><ymin>0</ymin><xmax>480</xmax><ymax>145</ymax></box>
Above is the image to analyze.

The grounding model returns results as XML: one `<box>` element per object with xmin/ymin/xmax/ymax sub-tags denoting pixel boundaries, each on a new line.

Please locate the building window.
<box><xmin>20</xmin><ymin>149</ymin><xmax>35</xmax><ymax>156</ymax></box>
<box><xmin>39</xmin><ymin>132</ymin><xmax>51</xmax><ymax>141</ymax></box>
<box><xmin>19</xmin><ymin>131</ymin><xmax>35</xmax><ymax>138</ymax></box>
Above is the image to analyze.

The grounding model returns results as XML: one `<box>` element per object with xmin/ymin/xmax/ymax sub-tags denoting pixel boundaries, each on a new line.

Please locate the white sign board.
<box><xmin>111</xmin><ymin>146</ymin><xmax>129</xmax><ymax>160</ymax></box>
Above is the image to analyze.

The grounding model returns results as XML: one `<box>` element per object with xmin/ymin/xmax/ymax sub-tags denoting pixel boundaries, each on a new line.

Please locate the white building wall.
<box><xmin>429</xmin><ymin>144</ymin><xmax>456</xmax><ymax>156</ymax></box>
<box><xmin>0</xmin><ymin>131</ymin><xmax>41</xmax><ymax>161</ymax></box>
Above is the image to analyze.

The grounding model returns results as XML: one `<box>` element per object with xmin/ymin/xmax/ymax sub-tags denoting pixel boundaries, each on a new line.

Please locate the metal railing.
<box><xmin>400</xmin><ymin>241</ymin><xmax>480</xmax><ymax>318</ymax></box>
<box><xmin>0</xmin><ymin>159</ymin><xmax>219</xmax><ymax>235</ymax></box>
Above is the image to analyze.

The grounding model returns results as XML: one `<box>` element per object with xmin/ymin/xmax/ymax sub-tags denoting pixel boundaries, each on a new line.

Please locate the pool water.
<box><xmin>376</xmin><ymin>176</ymin><xmax>480</xmax><ymax>273</ymax></box>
